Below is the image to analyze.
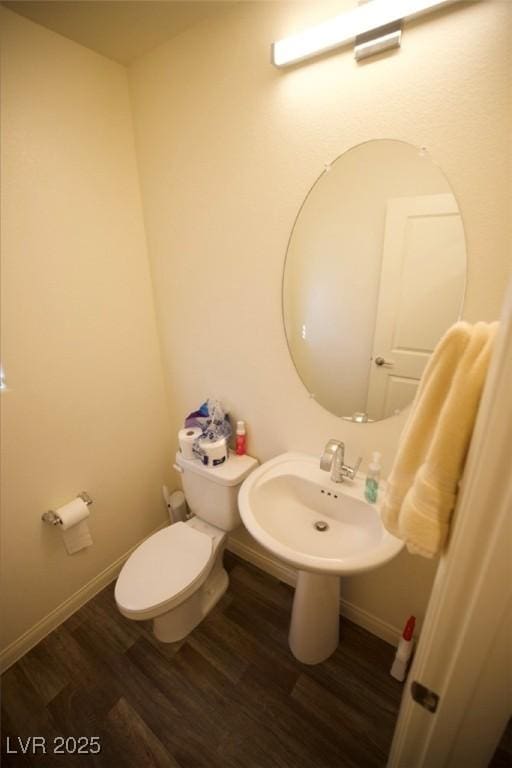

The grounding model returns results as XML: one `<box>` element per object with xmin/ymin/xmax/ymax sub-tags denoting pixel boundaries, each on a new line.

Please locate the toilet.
<box><xmin>115</xmin><ymin>450</ymin><xmax>258</xmax><ymax>642</ymax></box>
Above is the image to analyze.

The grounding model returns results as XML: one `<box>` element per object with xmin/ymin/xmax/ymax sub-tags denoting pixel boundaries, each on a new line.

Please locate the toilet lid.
<box><xmin>115</xmin><ymin>522</ymin><xmax>213</xmax><ymax>616</ymax></box>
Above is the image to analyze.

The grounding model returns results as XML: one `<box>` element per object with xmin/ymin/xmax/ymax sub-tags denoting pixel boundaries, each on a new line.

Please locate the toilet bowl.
<box><xmin>115</xmin><ymin>450</ymin><xmax>257</xmax><ymax>642</ymax></box>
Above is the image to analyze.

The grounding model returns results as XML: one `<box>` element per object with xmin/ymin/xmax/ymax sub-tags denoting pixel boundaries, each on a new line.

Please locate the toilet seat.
<box><xmin>115</xmin><ymin>522</ymin><xmax>214</xmax><ymax>620</ymax></box>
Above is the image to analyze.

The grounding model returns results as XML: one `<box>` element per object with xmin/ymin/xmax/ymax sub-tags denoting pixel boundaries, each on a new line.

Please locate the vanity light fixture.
<box><xmin>271</xmin><ymin>0</ymin><xmax>461</xmax><ymax>67</ymax></box>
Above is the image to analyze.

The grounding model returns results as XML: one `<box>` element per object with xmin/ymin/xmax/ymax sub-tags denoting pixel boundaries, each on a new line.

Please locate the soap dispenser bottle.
<box><xmin>365</xmin><ymin>451</ymin><xmax>381</xmax><ymax>503</ymax></box>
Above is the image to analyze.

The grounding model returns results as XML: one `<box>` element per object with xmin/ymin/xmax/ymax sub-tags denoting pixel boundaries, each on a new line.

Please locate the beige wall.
<box><xmin>129</xmin><ymin>0</ymin><xmax>512</xmax><ymax>633</ymax></box>
<box><xmin>1</xmin><ymin>0</ymin><xmax>510</xmax><ymax>655</ymax></box>
<box><xmin>0</xmin><ymin>9</ymin><xmax>172</xmax><ymax>654</ymax></box>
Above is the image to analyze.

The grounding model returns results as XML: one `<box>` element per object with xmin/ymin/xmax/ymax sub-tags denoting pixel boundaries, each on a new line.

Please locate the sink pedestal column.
<box><xmin>289</xmin><ymin>571</ymin><xmax>340</xmax><ymax>664</ymax></box>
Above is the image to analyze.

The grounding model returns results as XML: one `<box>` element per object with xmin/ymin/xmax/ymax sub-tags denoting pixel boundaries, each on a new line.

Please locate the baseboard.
<box><xmin>0</xmin><ymin>523</ymin><xmax>166</xmax><ymax>673</ymax></box>
<box><xmin>338</xmin><ymin>597</ymin><xmax>400</xmax><ymax>646</ymax></box>
<box><xmin>228</xmin><ymin>535</ymin><xmax>297</xmax><ymax>588</ymax></box>
<box><xmin>227</xmin><ymin>537</ymin><xmax>401</xmax><ymax>646</ymax></box>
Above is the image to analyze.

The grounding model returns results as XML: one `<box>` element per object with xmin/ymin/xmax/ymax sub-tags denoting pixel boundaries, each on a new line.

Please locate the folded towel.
<box><xmin>381</xmin><ymin>321</ymin><xmax>499</xmax><ymax>557</ymax></box>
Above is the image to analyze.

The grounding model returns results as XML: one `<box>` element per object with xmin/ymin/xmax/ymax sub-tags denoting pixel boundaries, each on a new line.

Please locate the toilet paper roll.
<box><xmin>56</xmin><ymin>497</ymin><xmax>90</xmax><ymax>529</ymax></box>
<box><xmin>56</xmin><ymin>497</ymin><xmax>93</xmax><ymax>554</ymax></box>
<box><xmin>199</xmin><ymin>436</ymin><xmax>228</xmax><ymax>466</ymax></box>
<box><xmin>178</xmin><ymin>427</ymin><xmax>202</xmax><ymax>459</ymax></box>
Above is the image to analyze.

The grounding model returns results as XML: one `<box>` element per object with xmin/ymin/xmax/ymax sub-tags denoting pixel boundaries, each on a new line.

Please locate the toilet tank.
<box><xmin>175</xmin><ymin>451</ymin><xmax>258</xmax><ymax>531</ymax></box>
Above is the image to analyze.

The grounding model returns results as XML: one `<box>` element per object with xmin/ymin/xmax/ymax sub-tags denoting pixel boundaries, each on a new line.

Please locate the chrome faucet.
<box><xmin>320</xmin><ymin>439</ymin><xmax>362</xmax><ymax>483</ymax></box>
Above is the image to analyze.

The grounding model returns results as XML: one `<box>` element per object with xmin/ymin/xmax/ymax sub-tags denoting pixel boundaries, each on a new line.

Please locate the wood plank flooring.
<box><xmin>1</xmin><ymin>555</ymin><xmax>404</xmax><ymax>768</ymax></box>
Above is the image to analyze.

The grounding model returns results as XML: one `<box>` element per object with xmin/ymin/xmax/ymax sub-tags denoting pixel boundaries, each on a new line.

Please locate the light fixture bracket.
<box><xmin>354</xmin><ymin>20</ymin><xmax>402</xmax><ymax>61</ymax></box>
<box><xmin>271</xmin><ymin>0</ymin><xmax>462</xmax><ymax>68</ymax></box>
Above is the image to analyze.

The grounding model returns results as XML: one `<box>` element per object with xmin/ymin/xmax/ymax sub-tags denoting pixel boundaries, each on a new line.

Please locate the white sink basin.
<box><xmin>239</xmin><ymin>452</ymin><xmax>402</xmax><ymax>575</ymax></box>
<box><xmin>238</xmin><ymin>452</ymin><xmax>403</xmax><ymax>664</ymax></box>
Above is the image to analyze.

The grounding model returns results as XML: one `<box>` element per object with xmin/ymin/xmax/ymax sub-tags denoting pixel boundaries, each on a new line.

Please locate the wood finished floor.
<box><xmin>1</xmin><ymin>555</ymin><xmax>404</xmax><ymax>768</ymax></box>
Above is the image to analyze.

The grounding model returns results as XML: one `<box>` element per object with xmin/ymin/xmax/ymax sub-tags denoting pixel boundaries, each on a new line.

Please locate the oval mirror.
<box><xmin>282</xmin><ymin>139</ymin><xmax>466</xmax><ymax>422</ymax></box>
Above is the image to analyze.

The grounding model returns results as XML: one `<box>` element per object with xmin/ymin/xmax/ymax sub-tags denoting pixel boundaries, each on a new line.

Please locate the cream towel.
<box><xmin>381</xmin><ymin>321</ymin><xmax>499</xmax><ymax>558</ymax></box>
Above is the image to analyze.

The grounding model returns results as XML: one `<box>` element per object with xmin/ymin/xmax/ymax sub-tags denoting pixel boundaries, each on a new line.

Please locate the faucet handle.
<box><xmin>320</xmin><ymin>439</ymin><xmax>342</xmax><ymax>471</ymax></box>
<box><xmin>344</xmin><ymin>456</ymin><xmax>362</xmax><ymax>480</ymax></box>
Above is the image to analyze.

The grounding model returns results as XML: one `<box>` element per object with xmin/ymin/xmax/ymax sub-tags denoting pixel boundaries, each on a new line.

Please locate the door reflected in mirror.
<box><xmin>282</xmin><ymin>140</ymin><xmax>466</xmax><ymax>422</ymax></box>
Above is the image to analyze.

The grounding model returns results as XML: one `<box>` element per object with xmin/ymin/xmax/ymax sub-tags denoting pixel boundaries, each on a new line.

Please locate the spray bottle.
<box><xmin>390</xmin><ymin>615</ymin><xmax>416</xmax><ymax>682</ymax></box>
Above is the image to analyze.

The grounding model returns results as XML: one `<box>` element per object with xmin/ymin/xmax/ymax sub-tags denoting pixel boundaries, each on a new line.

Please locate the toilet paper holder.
<box><xmin>41</xmin><ymin>492</ymin><xmax>93</xmax><ymax>526</ymax></box>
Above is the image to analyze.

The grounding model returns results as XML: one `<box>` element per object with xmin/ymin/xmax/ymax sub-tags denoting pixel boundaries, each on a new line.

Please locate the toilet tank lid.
<box><xmin>175</xmin><ymin>450</ymin><xmax>258</xmax><ymax>486</ymax></box>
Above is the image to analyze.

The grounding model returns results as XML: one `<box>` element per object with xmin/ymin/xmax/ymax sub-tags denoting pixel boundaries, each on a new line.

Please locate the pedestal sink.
<box><xmin>238</xmin><ymin>452</ymin><xmax>403</xmax><ymax>664</ymax></box>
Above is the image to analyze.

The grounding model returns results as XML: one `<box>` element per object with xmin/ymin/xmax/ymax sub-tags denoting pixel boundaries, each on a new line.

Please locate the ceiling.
<box><xmin>2</xmin><ymin>1</ymin><xmax>238</xmax><ymax>65</ymax></box>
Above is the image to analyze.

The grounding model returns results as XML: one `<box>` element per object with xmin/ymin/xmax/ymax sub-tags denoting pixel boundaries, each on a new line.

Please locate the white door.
<box><xmin>387</xmin><ymin>281</ymin><xmax>512</xmax><ymax>768</ymax></box>
<box><xmin>366</xmin><ymin>193</ymin><xmax>465</xmax><ymax>420</ymax></box>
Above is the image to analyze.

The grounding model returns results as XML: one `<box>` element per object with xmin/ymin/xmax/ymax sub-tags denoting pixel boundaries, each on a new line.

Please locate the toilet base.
<box><xmin>153</xmin><ymin>561</ymin><xmax>229</xmax><ymax>643</ymax></box>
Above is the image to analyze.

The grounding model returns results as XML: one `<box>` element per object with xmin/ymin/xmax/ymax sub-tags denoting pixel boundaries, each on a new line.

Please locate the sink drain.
<box><xmin>314</xmin><ymin>520</ymin><xmax>329</xmax><ymax>532</ymax></box>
